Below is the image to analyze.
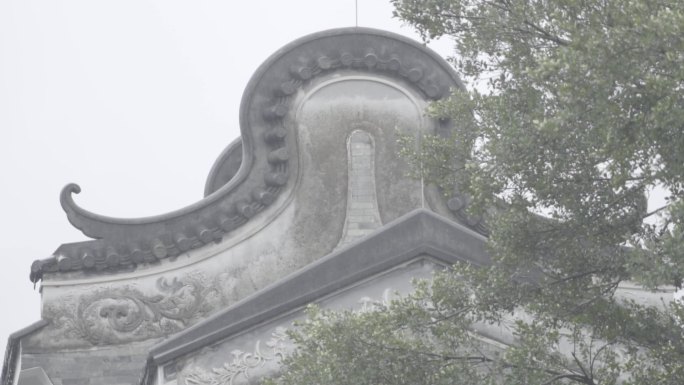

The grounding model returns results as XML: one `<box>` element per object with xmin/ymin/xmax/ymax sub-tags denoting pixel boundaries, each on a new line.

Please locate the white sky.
<box><xmin>0</xmin><ymin>1</ymin><xmax>455</xmax><ymax>356</ymax></box>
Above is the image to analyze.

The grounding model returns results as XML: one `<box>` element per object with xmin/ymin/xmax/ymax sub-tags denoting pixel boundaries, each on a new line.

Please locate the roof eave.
<box><xmin>140</xmin><ymin>208</ymin><xmax>489</xmax><ymax>383</ymax></box>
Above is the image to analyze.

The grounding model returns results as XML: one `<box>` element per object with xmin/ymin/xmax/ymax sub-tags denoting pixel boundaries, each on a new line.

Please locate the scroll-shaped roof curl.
<box><xmin>31</xmin><ymin>28</ymin><xmax>465</xmax><ymax>282</ymax></box>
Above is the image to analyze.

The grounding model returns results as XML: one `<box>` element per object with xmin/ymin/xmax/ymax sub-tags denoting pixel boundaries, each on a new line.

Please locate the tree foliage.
<box><xmin>267</xmin><ymin>1</ymin><xmax>684</xmax><ymax>384</ymax></box>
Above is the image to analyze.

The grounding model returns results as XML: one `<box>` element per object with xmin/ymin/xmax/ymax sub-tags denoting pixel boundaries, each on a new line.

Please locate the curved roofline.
<box><xmin>35</xmin><ymin>27</ymin><xmax>465</xmax><ymax>282</ymax></box>
<box><xmin>63</xmin><ymin>27</ymin><xmax>463</xmax><ymax>227</ymax></box>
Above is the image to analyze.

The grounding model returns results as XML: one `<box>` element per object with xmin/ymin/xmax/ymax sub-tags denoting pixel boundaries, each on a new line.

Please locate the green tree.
<box><xmin>267</xmin><ymin>1</ymin><xmax>684</xmax><ymax>384</ymax></box>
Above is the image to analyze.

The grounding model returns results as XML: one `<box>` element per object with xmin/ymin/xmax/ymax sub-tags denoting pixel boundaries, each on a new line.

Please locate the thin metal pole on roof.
<box><xmin>355</xmin><ymin>0</ymin><xmax>358</xmax><ymax>27</ymax></box>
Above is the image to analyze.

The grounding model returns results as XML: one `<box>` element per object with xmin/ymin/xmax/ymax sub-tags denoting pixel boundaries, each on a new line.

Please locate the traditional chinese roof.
<box><xmin>30</xmin><ymin>27</ymin><xmax>467</xmax><ymax>283</ymax></box>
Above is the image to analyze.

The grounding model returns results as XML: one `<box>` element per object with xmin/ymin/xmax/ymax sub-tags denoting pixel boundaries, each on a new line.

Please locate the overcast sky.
<box><xmin>0</xmin><ymin>1</ymin><xmax>455</xmax><ymax>356</ymax></box>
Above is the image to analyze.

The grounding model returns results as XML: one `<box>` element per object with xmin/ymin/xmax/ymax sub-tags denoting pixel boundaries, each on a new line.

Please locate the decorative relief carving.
<box><xmin>178</xmin><ymin>290</ymin><xmax>397</xmax><ymax>385</ymax></box>
<box><xmin>183</xmin><ymin>327</ymin><xmax>289</xmax><ymax>385</ymax></box>
<box><xmin>43</xmin><ymin>272</ymin><xmax>236</xmax><ymax>346</ymax></box>
<box><xmin>358</xmin><ymin>288</ymin><xmax>396</xmax><ymax>312</ymax></box>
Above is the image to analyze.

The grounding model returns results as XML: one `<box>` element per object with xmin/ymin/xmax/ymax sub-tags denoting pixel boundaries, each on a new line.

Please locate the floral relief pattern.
<box><xmin>183</xmin><ymin>327</ymin><xmax>289</xmax><ymax>385</ymax></box>
<box><xmin>178</xmin><ymin>290</ymin><xmax>397</xmax><ymax>385</ymax></box>
<box><xmin>44</xmin><ymin>272</ymin><xmax>235</xmax><ymax>346</ymax></box>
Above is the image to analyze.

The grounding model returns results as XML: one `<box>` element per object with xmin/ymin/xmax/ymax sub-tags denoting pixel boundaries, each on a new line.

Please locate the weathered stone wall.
<box><xmin>31</xmin><ymin>72</ymin><xmax>433</xmax><ymax>353</ymax></box>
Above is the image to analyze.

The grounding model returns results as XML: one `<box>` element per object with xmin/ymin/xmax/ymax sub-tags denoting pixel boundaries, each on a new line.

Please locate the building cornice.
<box><xmin>140</xmin><ymin>208</ymin><xmax>489</xmax><ymax>384</ymax></box>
